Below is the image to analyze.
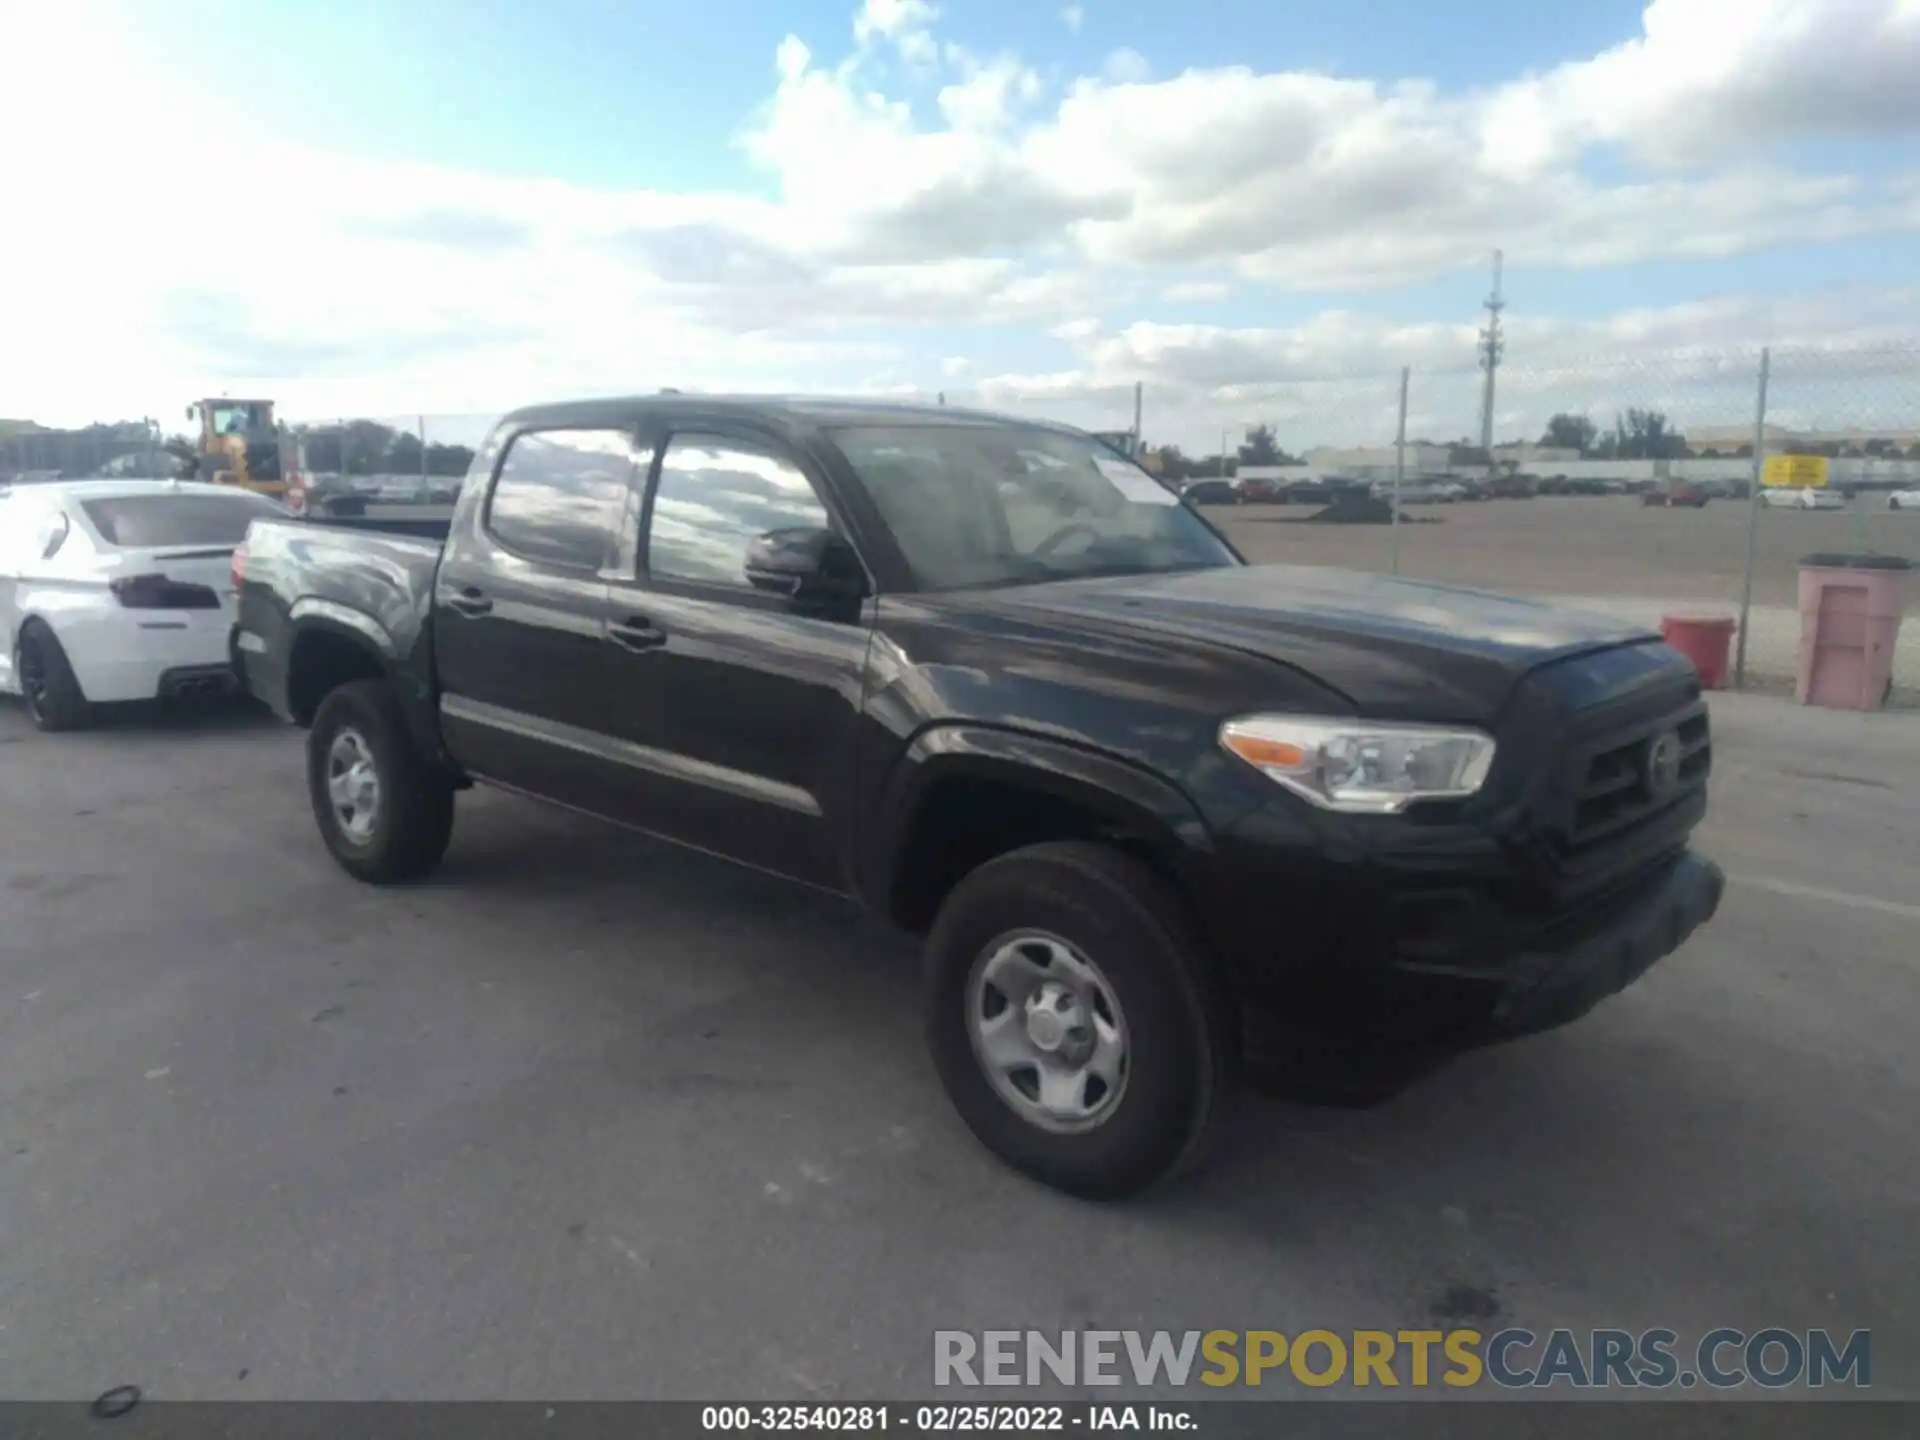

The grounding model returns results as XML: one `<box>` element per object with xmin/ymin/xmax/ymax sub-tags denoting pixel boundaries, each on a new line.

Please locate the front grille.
<box><xmin>1498</xmin><ymin>644</ymin><xmax>1712</xmax><ymax>910</ymax></box>
<box><xmin>1566</xmin><ymin>707</ymin><xmax>1711</xmax><ymax>855</ymax></box>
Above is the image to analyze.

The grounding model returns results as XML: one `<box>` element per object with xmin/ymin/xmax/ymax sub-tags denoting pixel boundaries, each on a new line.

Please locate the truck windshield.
<box><xmin>834</xmin><ymin>425</ymin><xmax>1238</xmax><ymax>591</ymax></box>
<box><xmin>82</xmin><ymin>493</ymin><xmax>285</xmax><ymax>548</ymax></box>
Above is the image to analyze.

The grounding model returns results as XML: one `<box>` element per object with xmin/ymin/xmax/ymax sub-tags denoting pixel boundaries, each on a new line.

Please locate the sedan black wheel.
<box><xmin>16</xmin><ymin>622</ymin><xmax>91</xmax><ymax>732</ymax></box>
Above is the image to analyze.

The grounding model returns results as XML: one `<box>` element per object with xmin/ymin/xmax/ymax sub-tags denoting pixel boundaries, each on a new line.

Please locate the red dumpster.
<box><xmin>1660</xmin><ymin>615</ymin><xmax>1736</xmax><ymax>689</ymax></box>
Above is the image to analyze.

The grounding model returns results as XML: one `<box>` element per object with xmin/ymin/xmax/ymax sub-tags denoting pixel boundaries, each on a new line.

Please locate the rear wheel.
<box><xmin>16</xmin><ymin>622</ymin><xmax>90</xmax><ymax>732</ymax></box>
<box><xmin>924</xmin><ymin>841</ymin><xmax>1237</xmax><ymax>1199</ymax></box>
<box><xmin>307</xmin><ymin>679</ymin><xmax>454</xmax><ymax>883</ymax></box>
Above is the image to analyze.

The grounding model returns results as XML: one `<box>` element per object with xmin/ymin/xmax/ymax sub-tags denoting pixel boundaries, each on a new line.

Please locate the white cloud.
<box><xmin>2</xmin><ymin>0</ymin><xmax>1916</xmax><ymax>440</ymax></box>
<box><xmin>1486</xmin><ymin>0</ymin><xmax>1920</xmax><ymax>168</ymax></box>
<box><xmin>1162</xmin><ymin>281</ymin><xmax>1232</xmax><ymax>303</ymax></box>
<box><xmin>976</xmin><ymin>289</ymin><xmax>1920</xmax><ymax>448</ymax></box>
<box><xmin>1062</xmin><ymin>5</ymin><xmax>1085</xmax><ymax>33</ymax></box>
<box><xmin>854</xmin><ymin>0</ymin><xmax>938</xmax><ymax>43</ymax></box>
<box><xmin>853</xmin><ymin>0</ymin><xmax>940</xmax><ymax>65</ymax></box>
<box><xmin>937</xmin><ymin>54</ymin><xmax>1043</xmax><ymax>131</ymax></box>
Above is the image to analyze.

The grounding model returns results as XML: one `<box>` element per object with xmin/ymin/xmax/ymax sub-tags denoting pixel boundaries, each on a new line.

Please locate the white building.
<box><xmin>1684</xmin><ymin>424</ymin><xmax>1920</xmax><ymax>456</ymax></box>
<box><xmin>1302</xmin><ymin>443</ymin><xmax>1452</xmax><ymax>479</ymax></box>
<box><xmin>1494</xmin><ymin>443</ymin><xmax>1582</xmax><ymax>466</ymax></box>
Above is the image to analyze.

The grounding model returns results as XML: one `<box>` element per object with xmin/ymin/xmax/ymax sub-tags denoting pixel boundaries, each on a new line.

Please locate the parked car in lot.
<box><xmin>1642</xmin><ymin>482</ymin><xmax>1712</xmax><ymax>508</ymax></box>
<box><xmin>1233</xmin><ymin>476</ymin><xmax>1283</xmax><ymax>504</ymax></box>
<box><xmin>1485</xmin><ymin>473</ymin><xmax>1536</xmax><ymax>499</ymax></box>
<box><xmin>233</xmin><ymin>396</ymin><xmax>1724</xmax><ymax>1199</ymax></box>
<box><xmin>1179</xmin><ymin>478</ymin><xmax>1238</xmax><ymax>506</ymax></box>
<box><xmin>1376</xmin><ymin>479</ymin><xmax>1459</xmax><ymax>504</ymax></box>
<box><xmin>1277</xmin><ymin>478</ymin><xmax>1336</xmax><ymax>504</ymax></box>
<box><xmin>1888</xmin><ymin>488</ymin><xmax>1920</xmax><ymax>511</ymax></box>
<box><xmin>1761</xmin><ymin>486</ymin><xmax>1847</xmax><ymax>511</ymax></box>
<box><xmin>1</xmin><ymin>479</ymin><xmax>287</xmax><ymax>730</ymax></box>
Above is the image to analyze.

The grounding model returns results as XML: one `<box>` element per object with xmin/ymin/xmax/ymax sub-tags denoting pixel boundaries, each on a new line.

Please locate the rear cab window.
<box><xmin>485</xmin><ymin>429</ymin><xmax>640</xmax><ymax>570</ymax></box>
<box><xmin>80</xmin><ymin>493</ymin><xmax>284</xmax><ymax>548</ymax></box>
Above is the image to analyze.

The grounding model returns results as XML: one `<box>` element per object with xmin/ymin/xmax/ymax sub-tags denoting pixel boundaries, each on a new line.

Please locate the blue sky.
<box><xmin>4</xmin><ymin>0</ymin><xmax>1918</xmax><ymax>447</ymax></box>
<box><xmin>124</xmin><ymin>0</ymin><xmax>1654</xmax><ymax>191</ymax></box>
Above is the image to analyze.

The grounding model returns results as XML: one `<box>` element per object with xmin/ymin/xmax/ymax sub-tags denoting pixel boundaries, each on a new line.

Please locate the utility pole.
<box><xmin>1478</xmin><ymin>249</ymin><xmax>1505</xmax><ymax>458</ymax></box>
<box><xmin>1132</xmin><ymin>381</ymin><xmax>1143</xmax><ymax>452</ymax></box>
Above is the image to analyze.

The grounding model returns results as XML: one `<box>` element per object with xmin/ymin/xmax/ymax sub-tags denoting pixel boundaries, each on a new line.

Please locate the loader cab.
<box><xmin>186</xmin><ymin>398</ymin><xmax>286</xmax><ymax>494</ymax></box>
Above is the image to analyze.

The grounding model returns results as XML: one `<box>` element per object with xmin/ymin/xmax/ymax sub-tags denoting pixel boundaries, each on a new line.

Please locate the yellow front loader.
<box><xmin>186</xmin><ymin>398</ymin><xmax>293</xmax><ymax>500</ymax></box>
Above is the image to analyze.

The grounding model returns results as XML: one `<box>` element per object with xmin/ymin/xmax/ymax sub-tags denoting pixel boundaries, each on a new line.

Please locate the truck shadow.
<box><xmin>66</xmin><ymin>696</ymin><xmax>281</xmax><ymax>734</ymax></box>
<box><xmin>420</xmin><ymin>791</ymin><xmax>1726</xmax><ymax>1228</ymax></box>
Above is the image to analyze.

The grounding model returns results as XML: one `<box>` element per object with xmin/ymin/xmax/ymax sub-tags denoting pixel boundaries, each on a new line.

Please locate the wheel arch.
<box><xmin>284</xmin><ymin>608</ymin><xmax>397</xmax><ymax>726</ymax></box>
<box><xmin>875</xmin><ymin>723</ymin><xmax>1214</xmax><ymax>935</ymax></box>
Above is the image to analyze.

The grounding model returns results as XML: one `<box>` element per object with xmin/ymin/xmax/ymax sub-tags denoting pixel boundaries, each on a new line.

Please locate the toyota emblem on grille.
<box><xmin>1645</xmin><ymin>730</ymin><xmax>1683</xmax><ymax>797</ymax></box>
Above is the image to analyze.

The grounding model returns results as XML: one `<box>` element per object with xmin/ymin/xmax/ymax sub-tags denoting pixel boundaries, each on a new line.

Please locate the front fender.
<box><xmin>864</xmin><ymin>721</ymin><xmax>1215</xmax><ymax>911</ymax></box>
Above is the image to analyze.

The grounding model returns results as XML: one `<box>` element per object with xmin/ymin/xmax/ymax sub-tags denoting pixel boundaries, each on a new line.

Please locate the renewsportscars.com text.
<box><xmin>933</xmin><ymin>1328</ymin><xmax>1870</xmax><ymax>1390</ymax></box>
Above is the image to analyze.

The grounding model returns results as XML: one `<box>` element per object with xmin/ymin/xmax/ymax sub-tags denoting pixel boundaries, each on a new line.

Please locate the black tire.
<box><xmin>16</xmin><ymin>621</ymin><xmax>91</xmax><ymax>732</ymax></box>
<box><xmin>307</xmin><ymin>679</ymin><xmax>454</xmax><ymax>884</ymax></box>
<box><xmin>924</xmin><ymin>840</ymin><xmax>1238</xmax><ymax>1199</ymax></box>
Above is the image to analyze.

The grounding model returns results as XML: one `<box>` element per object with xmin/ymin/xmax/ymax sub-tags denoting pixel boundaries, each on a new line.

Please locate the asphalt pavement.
<box><xmin>2</xmin><ymin>691</ymin><xmax>1916</xmax><ymax>1402</ymax></box>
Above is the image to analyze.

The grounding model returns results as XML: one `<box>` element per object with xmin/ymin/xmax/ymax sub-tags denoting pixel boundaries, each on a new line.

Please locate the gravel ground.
<box><xmin>2</xmin><ymin>690</ymin><xmax>1916</xmax><ymax>1405</ymax></box>
<box><xmin>1213</xmin><ymin>495</ymin><xmax>1920</xmax><ymax>609</ymax></box>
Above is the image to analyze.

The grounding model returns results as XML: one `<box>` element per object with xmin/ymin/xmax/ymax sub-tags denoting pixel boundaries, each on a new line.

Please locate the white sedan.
<box><xmin>1760</xmin><ymin>486</ymin><xmax>1848</xmax><ymax>511</ymax></box>
<box><xmin>1887</xmin><ymin>488</ymin><xmax>1920</xmax><ymax>512</ymax></box>
<box><xmin>0</xmin><ymin>479</ymin><xmax>287</xmax><ymax>731</ymax></box>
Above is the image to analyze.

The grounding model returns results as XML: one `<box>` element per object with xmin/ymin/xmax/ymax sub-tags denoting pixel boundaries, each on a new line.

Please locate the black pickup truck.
<box><xmin>233</xmin><ymin>396</ymin><xmax>1723</xmax><ymax>1198</ymax></box>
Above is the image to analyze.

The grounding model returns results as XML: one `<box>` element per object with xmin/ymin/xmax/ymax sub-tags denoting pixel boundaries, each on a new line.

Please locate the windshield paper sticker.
<box><xmin>1095</xmin><ymin>458</ymin><xmax>1178</xmax><ymax>505</ymax></box>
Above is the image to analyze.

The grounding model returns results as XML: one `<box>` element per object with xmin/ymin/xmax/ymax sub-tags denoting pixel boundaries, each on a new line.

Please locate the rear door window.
<box><xmin>485</xmin><ymin>429</ymin><xmax>638</xmax><ymax>570</ymax></box>
<box><xmin>80</xmin><ymin>493</ymin><xmax>283</xmax><ymax>548</ymax></box>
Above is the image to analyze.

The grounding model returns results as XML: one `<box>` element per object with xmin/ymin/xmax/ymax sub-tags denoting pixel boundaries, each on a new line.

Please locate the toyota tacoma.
<box><xmin>232</xmin><ymin>397</ymin><xmax>1724</xmax><ymax>1198</ymax></box>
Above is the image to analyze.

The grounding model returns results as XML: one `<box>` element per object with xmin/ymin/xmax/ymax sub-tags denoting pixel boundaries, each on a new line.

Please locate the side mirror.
<box><xmin>743</xmin><ymin>526</ymin><xmax>868</xmax><ymax>613</ymax></box>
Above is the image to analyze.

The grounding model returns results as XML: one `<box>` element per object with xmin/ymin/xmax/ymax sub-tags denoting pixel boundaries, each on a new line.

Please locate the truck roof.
<box><xmin>496</xmin><ymin>394</ymin><xmax>1085</xmax><ymax>439</ymax></box>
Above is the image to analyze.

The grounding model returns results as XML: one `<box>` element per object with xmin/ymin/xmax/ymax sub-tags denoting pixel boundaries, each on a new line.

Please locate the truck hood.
<box><xmin>997</xmin><ymin>564</ymin><xmax>1659</xmax><ymax>720</ymax></box>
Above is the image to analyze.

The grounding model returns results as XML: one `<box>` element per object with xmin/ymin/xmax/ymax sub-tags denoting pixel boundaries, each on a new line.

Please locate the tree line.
<box><xmin>1540</xmin><ymin>411</ymin><xmax>1920</xmax><ymax>461</ymax></box>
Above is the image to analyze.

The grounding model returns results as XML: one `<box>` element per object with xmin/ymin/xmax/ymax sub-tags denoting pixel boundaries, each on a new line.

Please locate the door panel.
<box><xmin>598</xmin><ymin>429</ymin><xmax>873</xmax><ymax>890</ymax></box>
<box><xmin>432</xmin><ymin>427</ymin><xmax>636</xmax><ymax>813</ymax></box>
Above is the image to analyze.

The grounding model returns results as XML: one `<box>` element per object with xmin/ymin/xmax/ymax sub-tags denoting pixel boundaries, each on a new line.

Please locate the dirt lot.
<box><xmin>1214</xmin><ymin>495</ymin><xmax>1920</xmax><ymax>608</ymax></box>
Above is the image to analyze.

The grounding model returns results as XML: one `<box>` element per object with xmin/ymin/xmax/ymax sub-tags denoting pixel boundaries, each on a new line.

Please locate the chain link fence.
<box><xmin>1178</xmin><ymin>342</ymin><xmax>1920</xmax><ymax>689</ymax></box>
<box><xmin>8</xmin><ymin>347</ymin><xmax>1916</xmax><ymax>688</ymax></box>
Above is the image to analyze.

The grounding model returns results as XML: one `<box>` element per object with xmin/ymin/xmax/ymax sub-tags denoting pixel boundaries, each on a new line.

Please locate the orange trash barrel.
<box><xmin>1795</xmin><ymin>552</ymin><xmax>1912</xmax><ymax>711</ymax></box>
<box><xmin>1660</xmin><ymin>615</ymin><xmax>1736</xmax><ymax>689</ymax></box>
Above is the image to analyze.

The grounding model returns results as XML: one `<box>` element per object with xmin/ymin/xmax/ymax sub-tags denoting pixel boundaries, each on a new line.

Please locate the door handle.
<box><xmin>445</xmin><ymin>587</ymin><xmax>492</xmax><ymax>617</ymax></box>
<box><xmin>609</xmin><ymin>616</ymin><xmax>667</xmax><ymax>651</ymax></box>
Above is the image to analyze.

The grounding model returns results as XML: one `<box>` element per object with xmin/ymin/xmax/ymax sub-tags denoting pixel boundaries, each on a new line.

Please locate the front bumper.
<box><xmin>1470</xmin><ymin>851</ymin><xmax>1723</xmax><ymax>1043</ymax></box>
<box><xmin>1223</xmin><ymin>843</ymin><xmax>1726</xmax><ymax>1061</ymax></box>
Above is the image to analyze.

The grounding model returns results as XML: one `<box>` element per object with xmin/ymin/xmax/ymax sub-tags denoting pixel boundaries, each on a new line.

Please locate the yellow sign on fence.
<box><xmin>1763</xmin><ymin>454</ymin><xmax>1830</xmax><ymax>488</ymax></box>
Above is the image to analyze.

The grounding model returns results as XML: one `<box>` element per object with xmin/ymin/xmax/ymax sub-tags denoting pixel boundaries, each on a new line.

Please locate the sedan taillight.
<box><xmin>110</xmin><ymin>573</ymin><xmax>221</xmax><ymax>610</ymax></box>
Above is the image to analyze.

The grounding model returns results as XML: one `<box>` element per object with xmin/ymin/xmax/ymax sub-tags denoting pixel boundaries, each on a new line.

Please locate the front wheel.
<box><xmin>924</xmin><ymin>841</ymin><xmax>1237</xmax><ymax>1199</ymax></box>
<box><xmin>307</xmin><ymin>679</ymin><xmax>454</xmax><ymax>883</ymax></box>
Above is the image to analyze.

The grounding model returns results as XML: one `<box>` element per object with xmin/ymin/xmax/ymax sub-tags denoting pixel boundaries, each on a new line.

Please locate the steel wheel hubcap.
<box><xmin>967</xmin><ymin>930</ymin><xmax>1128</xmax><ymax>1133</ymax></box>
<box><xmin>325</xmin><ymin>728</ymin><xmax>381</xmax><ymax>842</ymax></box>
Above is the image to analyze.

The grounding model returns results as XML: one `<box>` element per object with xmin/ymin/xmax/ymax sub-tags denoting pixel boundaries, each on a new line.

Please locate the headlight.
<box><xmin>1219</xmin><ymin>715</ymin><xmax>1496</xmax><ymax>814</ymax></box>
